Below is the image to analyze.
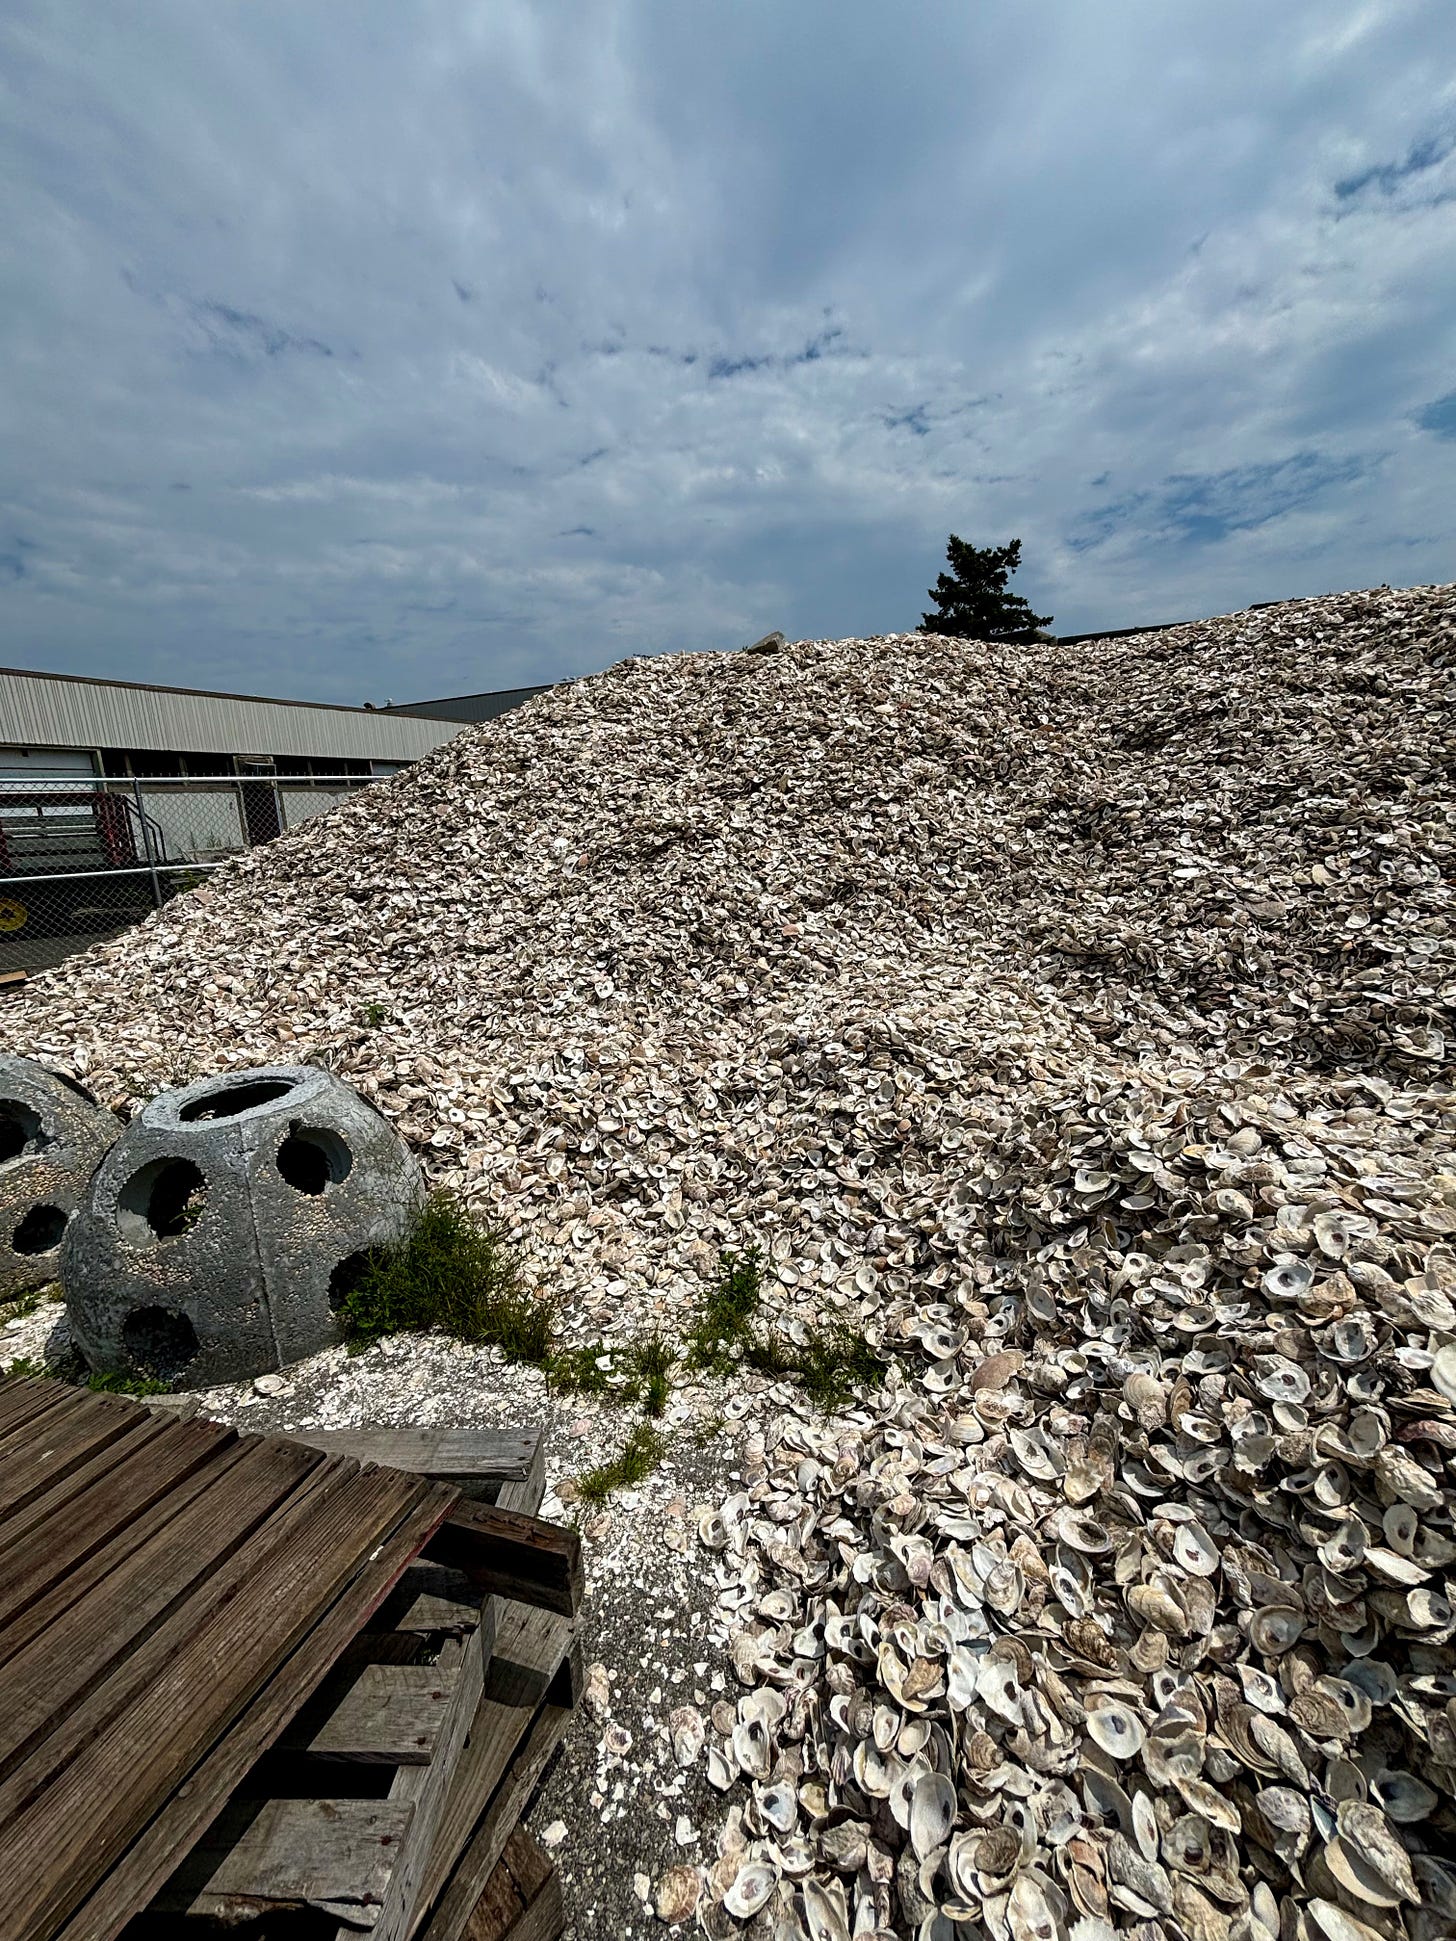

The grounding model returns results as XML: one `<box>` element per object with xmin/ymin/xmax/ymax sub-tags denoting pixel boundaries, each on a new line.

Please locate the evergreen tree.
<box><xmin>919</xmin><ymin>535</ymin><xmax>1053</xmax><ymax>642</ymax></box>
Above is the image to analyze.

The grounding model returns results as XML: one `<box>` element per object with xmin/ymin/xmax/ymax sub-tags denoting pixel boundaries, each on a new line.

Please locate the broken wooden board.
<box><xmin>281</xmin><ymin>1428</ymin><xmax>545</xmax><ymax>1509</ymax></box>
<box><xmin>425</xmin><ymin>1505</ymin><xmax>581</xmax><ymax>1619</ymax></box>
<box><xmin>460</xmin><ymin>1829</ymin><xmax>561</xmax><ymax>1941</ymax></box>
<box><xmin>155</xmin><ymin>1796</ymin><xmax>416</xmax><ymax>1925</ymax></box>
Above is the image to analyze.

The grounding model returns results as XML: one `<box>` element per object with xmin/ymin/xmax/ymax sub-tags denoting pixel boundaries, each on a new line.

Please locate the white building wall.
<box><xmin>0</xmin><ymin>668</ymin><xmax>459</xmax><ymax>764</ymax></box>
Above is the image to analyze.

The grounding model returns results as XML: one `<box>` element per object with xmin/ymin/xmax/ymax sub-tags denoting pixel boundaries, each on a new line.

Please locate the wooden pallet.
<box><xmin>0</xmin><ymin>1379</ymin><xmax>578</xmax><ymax>1941</ymax></box>
<box><xmin>135</xmin><ymin>1428</ymin><xmax>579</xmax><ymax>1940</ymax></box>
<box><xmin>0</xmin><ymin>1376</ymin><xmax>459</xmax><ymax>1941</ymax></box>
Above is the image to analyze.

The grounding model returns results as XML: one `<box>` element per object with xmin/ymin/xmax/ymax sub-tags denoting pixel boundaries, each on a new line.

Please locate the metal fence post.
<box><xmin>131</xmin><ymin>776</ymin><xmax>163</xmax><ymax>910</ymax></box>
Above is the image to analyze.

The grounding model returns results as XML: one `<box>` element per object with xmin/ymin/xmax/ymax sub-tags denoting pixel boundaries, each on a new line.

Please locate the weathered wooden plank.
<box><xmin>0</xmin><ymin>1388</ymin><xmax>142</xmax><ymax>1524</ymax></box>
<box><xmin>54</xmin><ymin>1473</ymin><xmax>457</xmax><ymax>1941</ymax></box>
<box><xmin>0</xmin><ymin>1376</ymin><xmax>89</xmax><ymax>1447</ymax></box>
<box><xmin>0</xmin><ymin>1435</ymin><xmax>319</xmax><ymax>1780</ymax></box>
<box><xmin>425</xmin><ymin>1505</ymin><xmax>581</xmax><ymax>1619</ymax></box>
<box><xmin>137</xmin><ymin>1393</ymin><xmax>203</xmax><ymax>1422</ymax></box>
<box><xmin>411</xmin><ymin>1602</ymin><xmax>575</xmax><ymax>1927</ymax></box>
<box><xmin>497</xmin><ymin>1827</ymin><xmax>552</xmax><ymax>1906</ymax></box>
<box><xmin>377</xmin><ymin>1564</ymin><xmax>486</xmax><ymax>1637</ymax></box>
<box><xmin>156</xmin><ymin>1797</ymin><xmax>416</xmax><ymax>1923</ymax></box>
<box><xmin>0</xmin><ymin>1437</ymin><xmax>259</xmax><ymax>1673</ymax></box>
<box><xmin>0</xmin><ymin>1378</ymin><xmax>121</xmax><ymax>1462</ymax></box>
<box><xmin>489</xmin><ymin>1442</ymin><xmax>545</xmax><ymax>1517</ymax></box>
<box><xmin>0</xmin><ymin>1410</ymin><xmax>174</xmax><ymax>1559</ymax></box>
<box><xmin>373</xmin><ymin>1600</ymin><xmax>494</xmax><ymax>1941</ymax></box>
<box><xmin>0</xmin><ymin>1415</ymin><xmax>236</xmax><ymax>1642</ymax></box>
<box><xmin>420</xmin><ymin>1672</ymin><xmax>574</xmax><ymax>1941</ymax></box>
<box><xmin>461</xmin><ymin>1831</ymin><xmax>562</xmax><ymax>1941</ymax></box>
<box><xmin>0</xmin><ymin>1442</ymin><xmax>341</xmax><ymax>1800</ymax></box>
<box><xmin>284</xmin><ymin>1427</ymin><xmax>544</xmax><ymax>1501</ymax></box>
<box><xmin>4</xmin><ymin>1463</ymin><xmax>450</xmax><ymax>1941</ymax></box>
<box><xmin>294</xmin><ymin>1663</ymin><xmax>458</xmax><ymax>1766</ymax></box>
<box><xmin>459</xmin><ymin>1858</ymin><xmax>523</xmax><ymax>1941</ymax></box>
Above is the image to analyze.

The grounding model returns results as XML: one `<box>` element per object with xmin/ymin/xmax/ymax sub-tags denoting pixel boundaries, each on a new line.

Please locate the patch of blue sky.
<box><xmin>1071</xmin><ymin>453</ymin><xmax>1370</xmax><ymax>552</ymax></box>
<box><xmin>1414</xmin><ymin>392</ymin><xmax>1456</xmax><ymax>439</ymax></box>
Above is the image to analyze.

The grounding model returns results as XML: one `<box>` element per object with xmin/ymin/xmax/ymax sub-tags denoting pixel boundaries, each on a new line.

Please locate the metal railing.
<box><xmin>0</xmin><ymin>772</ymin><xmax>377</xmax><ymax>972</ymax></box>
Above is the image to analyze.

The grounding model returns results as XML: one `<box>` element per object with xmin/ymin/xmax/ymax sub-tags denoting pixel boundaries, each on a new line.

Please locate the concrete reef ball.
<box><xmin>63</xmin><ymin>1064</ymin><xmax>423</xmax><ymax>1388</ymax></box>
<box><xmin>0</xmin><ymin>1055</ymin><xmax>122</xmax><ymax>1300</ymax></box>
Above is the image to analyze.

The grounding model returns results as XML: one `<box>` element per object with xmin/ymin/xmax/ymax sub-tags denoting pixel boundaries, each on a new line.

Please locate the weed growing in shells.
<box><xmin>339</xmin><ymin>1191</ymin><xmax>554</xmax><ymax>1361</ymax></box>
<box><xmin>0</xmin><ymin>1287</ymin><xmax>49</xmax><ymax>1330</ymax></box>
<box><xmin>339</xmin><ymin>1192</ymin><xmax>675</xmax><ymax>1415</ymax></box>
<box><xmin>0</xmin><ymin>1346</ymin><xmax>169</xmax><ymax>1395</ymax></box>
<box><xmin>576</xmin><ymin>1422</ymin><xmax>668</xmax><ymax>1507</ymax></box>
<box><xmin>686</xmin><ymin>1246</ymin><xmax>765</xmax><ymax>1374</ymax></box>
<box><xmin>686</xmin><ymin>1245</ymin><xmax>885</xmax><ymax>1410</ymax></box>
<box><xmin>83</xmin><ymin>1368</ymin><xmax>170</xmax><ymax>1396</ymax></box>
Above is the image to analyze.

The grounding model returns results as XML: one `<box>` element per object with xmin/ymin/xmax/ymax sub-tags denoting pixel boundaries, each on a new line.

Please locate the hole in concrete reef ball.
<box><xmin>179</xmin><ymin>1078</ymin><xmax>295</xmax><ymax>1122</ymax></box>
<box><xmin>120</xmin><ymin>1305</ymin><xmax>199</xmax><ymax>1381</ymax></box>
<box><xmin>117</xmin><ymin>1157</ymin><xmax>208</xmax><ymax>1244</ymax></box>
<box><xmin>329</xmin><ymin>1250</ymin><xmax>372</xmax><ymax>1312</ymax></box>
<box><xmin>276</xmin><ymin>1126</ymin><xmax>353</xmax><ymax>1195</ymax></box>
<box><xmin>0</xmin><ymin>1099</ymin><xmax>48</xmax><ymax>1166</ymax></box>
<box><xmin>12</xmin><ymin>1203</ymin><xmax>66</xmax><ymax>1254</ymax></box>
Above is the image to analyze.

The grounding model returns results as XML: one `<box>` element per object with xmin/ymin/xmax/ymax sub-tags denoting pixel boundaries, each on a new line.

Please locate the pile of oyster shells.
<box><xmin>4</xmin><ymin>582</ymin><xmax>1454</xmax><ymax>1941</ymax></box>
<box><xmin>690</xmin><ymin>1077</ymin><xmax>1456</xmax><ymax>1941</ymax></box>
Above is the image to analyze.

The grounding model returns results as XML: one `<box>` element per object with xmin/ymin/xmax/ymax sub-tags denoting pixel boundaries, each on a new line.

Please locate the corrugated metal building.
<box><xmin>0</xmin><ymin>665</ymin><xmax>459</xmax><ymax>776</ymax></box>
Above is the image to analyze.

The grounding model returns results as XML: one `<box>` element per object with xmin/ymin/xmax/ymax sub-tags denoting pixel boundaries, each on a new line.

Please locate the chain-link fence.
<box><xmin>0</xmin><ymin>773</ymin><xmax>375</xmax><ymax>973</ymax></box>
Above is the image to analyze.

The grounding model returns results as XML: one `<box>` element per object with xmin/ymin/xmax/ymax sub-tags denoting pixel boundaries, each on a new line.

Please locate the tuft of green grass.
<box><xmin>0</xmin><ymin>1288</ymin><xmax>50</xmax><ymax>1330</ymax></box>
<box><xmin>2</xmin><ymin>1344</ymin><xmax>170</xmax><ymax>1395</ymax></box>
<box><xmin>340</xmin><ymin>1192</ymin><xmax>555</xmax><ymax>1360</ymax></box>
<box><xmin>85</xmin><ymin>1369</ymin><xmax>169</xmax><ymax>1397</ymax></box>
<box><xmin>575</xmin><ymin>1422</ymin><xmax>668</xmax><ymax>1506</ymax></box>
<box><xmin>359</xmin><ymin>1002</ymin><xmax>388</xmax><ymax>1029</ymax></box>
<box><xmin>628</xmin><ymin>1335</ymin><xmax>674</xmax><ymax>1418</ymax></box>
<box><xmin>748</xmin><ymin>1324</ymin><xmax>886</xmax><ymax>1411</ymax></box>
<box><xmin>684</xmin><ymin>1244</ymin><xmax>884</xmax><ymax>1410</ymax></box>
<box><xmin>686</xmin><ymin>1247</ymin><xmax>765</xmax><ymax>1373</ymax></box>
<box><xmin>543</xmin><ymin>1342</ymin><xmax>612</xmax><ymax>1395</ymax></box>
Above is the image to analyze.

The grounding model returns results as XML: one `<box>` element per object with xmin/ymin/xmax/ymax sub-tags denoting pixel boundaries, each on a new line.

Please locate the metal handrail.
<box><xmin>0</xmin><ymin>862</ymin><xmax>225</xmax><ymax>886</ymax></box>
<box><xmin>0</xmin><ymin>773</ymin><xmax>377</xmax><ymax>785</ymax></box>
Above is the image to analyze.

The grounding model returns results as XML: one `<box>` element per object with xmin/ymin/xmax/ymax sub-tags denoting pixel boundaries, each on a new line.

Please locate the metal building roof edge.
<box><xmin>0</xmin><ymin>663</ymin><xmax>457</xmax><ymax>721</ymax></box>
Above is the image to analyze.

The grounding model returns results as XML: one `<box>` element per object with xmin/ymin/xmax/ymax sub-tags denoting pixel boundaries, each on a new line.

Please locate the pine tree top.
<box><xmin>919</xmin><ymin>535</ymin><xmax>1053</xmax><ymax>643</ymax></box>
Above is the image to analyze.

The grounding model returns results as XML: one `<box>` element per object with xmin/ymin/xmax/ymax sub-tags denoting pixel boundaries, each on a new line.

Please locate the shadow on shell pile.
<box><xmin>3</xmin><ymin>583</ymin><xmax>1455</xmax><ymax>1941</ymax></box>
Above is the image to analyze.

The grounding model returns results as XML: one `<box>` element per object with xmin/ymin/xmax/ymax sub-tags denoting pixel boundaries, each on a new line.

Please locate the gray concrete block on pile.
<box><xmin>0</xmin><ymin>1055</ymin><xmax>121</xmax><ymax>1299</ymax></box>
<box><xmin>62</xmin><ymin>1063</ymin><xmax>423</xmax><ymax>1386</ymax></box>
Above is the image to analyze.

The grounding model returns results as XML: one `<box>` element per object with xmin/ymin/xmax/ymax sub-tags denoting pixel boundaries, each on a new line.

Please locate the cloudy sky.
<box><xmin>2</xmin><ymin>1</ymin><xmax>1454</xmax><ymax>705</ymax></box>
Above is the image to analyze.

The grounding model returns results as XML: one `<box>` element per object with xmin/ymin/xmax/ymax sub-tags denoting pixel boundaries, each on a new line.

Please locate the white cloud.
<box><xmin>0</xmin><ymin>0</ymin><xmax>1452</xmax><ymax>704</ymax></box>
